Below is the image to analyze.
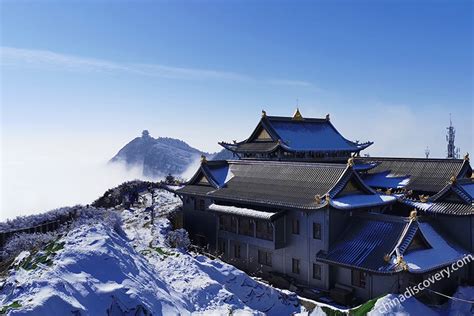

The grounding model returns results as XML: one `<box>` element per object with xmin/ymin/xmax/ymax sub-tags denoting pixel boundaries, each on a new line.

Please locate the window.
<box><xmin>313</xmin><ymin>263</ymin><xmax>321</xmax><ymax>280</ymax></box>
<box><xmin>292</xmin><ymin>258</ymin><xmax>300</xmax><ymax>274</ymax></box>
<box><xmin>218</xmin><ymin>238</ymin><xmax>226</xmax><ymax>255</ymax></box>
<box><xmin>194</xmin><ymin>199</ymin><xmax>205</xmax><ymax>211</ymax></box>
<box><xmin>292</xmin><ymin>219</ymin><xmax>300</xmax><ymax>235</ymax></box>
<box><xmin>313</xmin><ymin>222</ymin><xmax>321</xmax><ymax>240</ymax></box>
<box><xmin>256</xmin><ymin>220</ymin><xmax>273</xmax><ymax>241</ymax></box>
<box><xmin>352</xmin><ymin>270</ymin><xmax>367</xmax><ymax>288</ymax></box>
<box><xmin>258</xmin><ymin>250</ymin><xmax>272</xmax><ymax>267</ymax></box>
<box><xmin>234</xmin><ymin>243</ymin><xmax>241</xmax><ymax>259</ymax></box>
<box><xmin>219</xmin><ymin>215</ymin><xmax>237</xmax><ymax>233</ymax></box>
<box><xmin>239</xmin><ymin>218</ymin><xmax>254</xmax><ymax>236</ymax></box>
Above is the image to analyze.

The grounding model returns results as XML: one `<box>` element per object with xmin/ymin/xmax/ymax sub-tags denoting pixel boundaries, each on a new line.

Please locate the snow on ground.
<box><xmin>0</xmin><ymin>190</ymin><xmax>299</xmax><ymax>315</ymax></box>
<box><xmin>1</xmin><ymin>189</ymin><xmax>472</xmax><ymax>315</ymax></box>
<box><xmin>368</xmin><ymin>294</ymin><xmax>438</xmax><ymax>316</ymax></box>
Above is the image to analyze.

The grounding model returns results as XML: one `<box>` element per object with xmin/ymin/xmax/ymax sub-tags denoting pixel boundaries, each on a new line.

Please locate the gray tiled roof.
<box><xmin>359</xmin><ymin>157</ymin><xmax>472</xmax><ymax>193</ymax></box>
<box><xmin>176</xmin><ymin>185</ymin><xmax>216</xmax><ymax>196</ymax></box>
<box><xmin>208</xmin><ymin>160</ymin><xmax>348</xmax><ymax>209</ymax></box>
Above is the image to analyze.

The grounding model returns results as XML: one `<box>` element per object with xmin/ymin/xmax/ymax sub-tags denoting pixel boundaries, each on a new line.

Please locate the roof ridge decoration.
<box><xmin>326</xmin><ymin>113</ymin><xmax>330</xmax><ymax>121</ymax></box>
<box><xmin>261</xmin><ymin>109</ymin><xmax>267</xmax><ymax>118</ymax></box>
<box><xmin>464</xmin><ymin>152</ymin><xmax>470</xmax><ymax>162</ymax></box>
<box><xmin>292</xmin><ymin>108</ymin><xmax>304</xmax><ymax>121</ymax></box>
<box><xmin>200</xmin><ymin>154</ymin><xmax>207</xmax><ymax>164</ymax></box>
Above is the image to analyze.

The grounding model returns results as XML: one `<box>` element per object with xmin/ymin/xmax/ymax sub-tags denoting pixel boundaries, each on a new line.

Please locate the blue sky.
<box><xmin>1</xmin><ymin>0</ymin><xmax>472</xmax><ymax>217</ymax></box>
<box><xmin>2</xmin><ymin>0</ymin><xmax>472</xmax><ymax>155</ymax></box>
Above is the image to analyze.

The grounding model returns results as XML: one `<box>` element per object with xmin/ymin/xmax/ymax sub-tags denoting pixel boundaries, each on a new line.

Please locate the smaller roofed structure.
<box><xmin>357</xmin><ymin>156</ymin><xmax>472</xmax><ymax>194</ymax></box>
<box><xmin>317</xmin><ymin>214</ymin><xmax>470</xmax><ymax>274</ymax></box>
<box><xmin>400</xmin><ymin>178</ymin><xmax>474</xmax><ymax>216</ymax></box>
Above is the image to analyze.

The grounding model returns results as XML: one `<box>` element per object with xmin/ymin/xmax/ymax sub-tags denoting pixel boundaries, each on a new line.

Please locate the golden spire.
<box><xmin>292</xmin><ymin>108</ymin><xmax>304</xmax><ymax>121</ymax></box>
<box><xmin>261</xmin><ymin>110</ymin><xmax>267</xmax><ymax>118</ymax></box>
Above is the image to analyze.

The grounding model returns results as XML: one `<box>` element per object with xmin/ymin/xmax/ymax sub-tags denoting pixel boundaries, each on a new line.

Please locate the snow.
<box><xmin>362</xmin><ymin>171</ymin><xmax>411</xmax><ymax>189</ymax></box>
<box><xmin>403</xmin><ymin>222</ymin><xmax>469</xmax><ymax>272</ymax></box>
<box><xmin>460</xmin><ymin>183</ymin><xmax>474</xmax><ymax>200</ymax></box>
<box><xmin>444</xmin><ymin>286</ymin><xmax>474</xmax><ymax>315</ymax></box>
<box><xmin>0</xmin><ymin>190</ymin><xmax>299</xmax><ymax>315</ymax></box>
<box><xmin>368</xmin><ymin>294</ymin><xmax>438</xmax><ymax>316</ymax></box>
<box><xmin>208</xmin><ymin>203</ymin><xmax>280</xmax><ymax>220</ymax></box>
<box><xmin>330</xmin><ymin>194</ymin><xmax>396</xmax><ymax>209</ymax></box>
<box><xmin>268</xmin><ymin>120</ymin><xmax>360</xmax><ymax>151</ymax></box>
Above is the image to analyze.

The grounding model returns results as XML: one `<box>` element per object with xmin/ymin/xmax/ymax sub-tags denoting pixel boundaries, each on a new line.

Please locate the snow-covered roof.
<box><xmin>208</xmin><ymin>203</ymin><xmax>284</xmax><ymax>221</ymax></box>
<box><xmin>361</xmin><ymin>171</ymin><xmax>410</xmax><ymax>189</ymax></box>
<box><xmin>403</xmin><ymin>222</ymin><xmax>469</xmax><ymax>273</ymax></box>
<box><xmin>358</xmin><ymin>157</ymin><xmax>472</xmax><ymax>194</ymax></box>
<box><xmin>330</xmin><ymin>194</ymin><xmax>396</xmax><ymax>210</ymax></box>
<box><xmin>317</xmin><ymin>214</ymin><xmax>471</xmax><ymax>274</ymax></box>
<box><xmin>220</xmin><ymin>115</ymin><xmax>372</xmax><ymax>154</ymax></box>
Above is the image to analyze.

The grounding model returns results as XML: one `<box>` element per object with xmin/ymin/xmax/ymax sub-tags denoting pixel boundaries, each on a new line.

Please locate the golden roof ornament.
<box><xmin>347</xmin><ymin>157</ymin><xmax>354</xmax><ymax>167</ymax></box>
<box><xmin>464</xmin><ymin>153</ymin><xmax>469</xmax><ymax>162</ymax></box>
<box><xmin>314</xmin><ymin>195</ymin><xmax>322</xmax><ymax>204</ymax></box>
<box><xmin>383</xmin><ymin>254</ymin><xmax>391</xmax><ymax>263</ymax></box>
<box><xmin>385</xmin><ymin>188</ymin><xmax>392</xmax><ymax>195</ymax></box>
<box><xmin>200</xmin><ymin>155</ymin><xmax>207</xmax><ymax>164</ymax></box>
<box><xmin>292</xmin><ymin>108</ymin><xmax>304</xmax><ymax>121</ymax></box>
<box><xmin>419</xmin><ymin>195</ymin><xmax>429</xmax><ymax>203</ymax></box>
<box><xmin>325</xmin><ymin>113</ymin><xmax>330</xmax><ymax>121</ymax></box>
<box><xmin>261</xmin><ymin>110</ymin><xmax>267</xmax><ymax>118</ymax></box>
<box><xmin>409</xmin><ymin>209</ymin><xmax>418</xmax><ymax>220</ymax></box>
<box><xmin>449</xmin><ymin>176</ymin><xmax>457</xmax><ymax>184</ymax></box>
<box><xmin>325</xmin><ymin>193</ymin><xmax>331</xmax><ymax>203</ymax></box>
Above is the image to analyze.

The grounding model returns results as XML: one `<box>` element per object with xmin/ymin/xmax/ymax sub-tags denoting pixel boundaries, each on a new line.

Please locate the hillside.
<box><xmin>110</xmin><ymin>130</ymin><xmax>209</xmax><ymax>178</ymax></box>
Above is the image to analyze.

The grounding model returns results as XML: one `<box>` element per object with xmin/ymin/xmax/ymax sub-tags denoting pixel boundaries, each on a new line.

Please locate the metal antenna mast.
<box><xmin>446</xmin><ymin>114</ymin><xmax>460</xmax><ymax>159</ymax></box>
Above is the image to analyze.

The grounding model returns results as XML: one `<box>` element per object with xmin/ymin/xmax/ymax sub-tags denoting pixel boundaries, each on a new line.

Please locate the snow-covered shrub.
<box><xmin>1</xmin><ymin>232</ymin><xmax>57</xmax><ymax>260</ymax></box>
<box><xmin>165</xmin><ymin>229</ymin><xmax>190</xmax><ymax>250</ymax></box>
<box><xmin>0</xmin><ymin>206</ymin><xmax>77</xmax><ymax>233</ymax></box>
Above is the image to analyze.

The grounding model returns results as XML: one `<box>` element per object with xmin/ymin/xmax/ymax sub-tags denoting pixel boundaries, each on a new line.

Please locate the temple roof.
<box><xmin>176</xmin><ymin>159</ymin><xmax>395</xmax><ymax>210</ymax></box>
<box><xmin>399</xmin><ymin>178</ymin><xmax>474</xmax><ymax>216</ymax></box>
<box><xmin>358</xmin><ymin>157</ymin><xmax>472</xmax><ymax>194</ymax></box>
<box><xmin>317</xmin><ymin>214</ymin><xmax>470</xmax><ymax>274</ymax></box>
<box><xmin>220</xmin><ymin>112</ymin><xmax>372</xmax><ymax>154</ymax></box>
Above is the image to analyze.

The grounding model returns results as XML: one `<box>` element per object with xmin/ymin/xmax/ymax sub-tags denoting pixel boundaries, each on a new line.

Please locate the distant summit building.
<box><xmin>176</xmin><ymin>109</ymin><xmax>473</xmax><ymax>305</ymax></box>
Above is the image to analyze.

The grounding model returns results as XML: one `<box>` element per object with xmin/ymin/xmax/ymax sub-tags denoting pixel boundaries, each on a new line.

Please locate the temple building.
<box><xmin>176</xmin><ymin>110</ymin><xmax>473</xmax><ymax>305</ymax></box>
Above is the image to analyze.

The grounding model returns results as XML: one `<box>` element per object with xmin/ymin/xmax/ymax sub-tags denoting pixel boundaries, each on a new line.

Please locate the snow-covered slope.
<box><xmin>0</xmin><ymin>191</ymin><xmax>298</xmax><ymax>315</ymax></box>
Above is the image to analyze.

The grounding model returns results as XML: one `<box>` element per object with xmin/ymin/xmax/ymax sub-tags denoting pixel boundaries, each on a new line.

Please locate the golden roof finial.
<box><xmin>383</xmin><ymin>254</ymin><xmax>391</xmax><ymax>263</ymax></box>
<box><xmin>292</xmin><ymin>108</ymin><xmax>304</xmax><ymax>121</ymax></box>
<box><xmin>419</xmin><ymin>195</ymin><xmax>429</xmax><ymax>203</ymax></box>
<box><xmin>314</xmin><ymin>194</ymin><xmax>322</xmax><ymax>204</ymax></box>
<box><xmin>325</xmin><ymin>113</ymin><xmax>330</xmax><ymax>121</ymax></box>
<box><xmin>200</xmin><ymin>155</ymin><xmax>207</xmax><ymax>164</ymax></box>
<box><xmin>261</xmin><ymin>110</ymin><xmax>267</xmax><ymax>118</ymax></box>
<box><xmin>347</xmin><ymin>157</ymin><xmax>354</xmax><ymax>167</ymax></box>
<box><xmin>325</xmin><ymin>193</ymin><xmax>331</xmax><ymax>203</ymax></box>
<box><xmin>409</xmin><ymin>209</ymin><xmax>418</xmax><ymax>220</ymax></box>
<box><xmin>386</xmin><ymin>188</ymin><xmax>392</xmax><ymax>195</ymax></box>
<box><xmin>464</xmin><ymin>153</ymin><xmax>470</xmax><ymax>162</ymax></box>
<box><xmin>449</xmin><ymin>175</ymin><xmax>457</xmax><ymax>184</ymax></box>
